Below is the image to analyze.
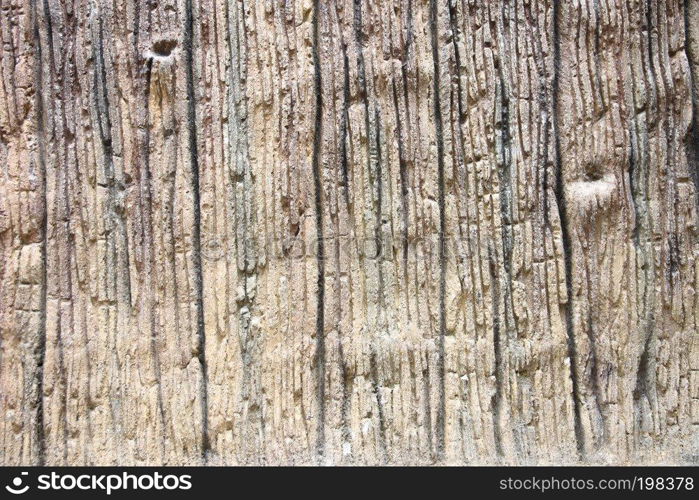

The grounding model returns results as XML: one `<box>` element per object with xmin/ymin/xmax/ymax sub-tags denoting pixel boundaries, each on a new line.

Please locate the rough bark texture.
<box><xmin>0</xmin><ymin>0</ymin><xmax>697</xmax><ymax>465</ymax></box>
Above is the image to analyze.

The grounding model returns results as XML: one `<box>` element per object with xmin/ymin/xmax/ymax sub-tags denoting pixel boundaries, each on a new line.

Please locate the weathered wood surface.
<box><xmin>0</xmin><ymin>0</ymin><xmax>697</xmax><ymax>465</ymax></box>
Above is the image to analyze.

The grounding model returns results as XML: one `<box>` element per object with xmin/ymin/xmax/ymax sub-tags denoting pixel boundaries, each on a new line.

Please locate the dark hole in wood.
<box><xmin>152</xmin><ymin>39</ymin><xmax>177</xmax><ymax>57</ymax></box>
<box><xmin>585</xmin><ymin>164</ymin><xmax>604</xmax><ymax>181</ymax></box>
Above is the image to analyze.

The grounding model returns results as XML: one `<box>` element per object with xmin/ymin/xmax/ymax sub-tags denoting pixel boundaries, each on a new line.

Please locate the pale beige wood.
<box><xmin>0</xmin><ymin>0</ymin><xmax>697</xmax><ymax>465</ymax></box>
